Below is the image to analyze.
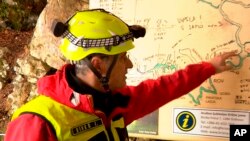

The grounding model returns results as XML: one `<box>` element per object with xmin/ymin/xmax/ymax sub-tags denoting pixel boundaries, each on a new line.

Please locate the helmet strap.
<box><xmin>84</xmin><ymin>54</ymin><xmax>118</xmax><ymax>92</ymax></box>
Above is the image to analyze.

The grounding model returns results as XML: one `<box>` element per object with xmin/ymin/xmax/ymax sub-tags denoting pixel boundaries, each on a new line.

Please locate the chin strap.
<box><xmin>84</xmin><ymin>55</ymin><xmax>118</xmax><ymax>92</ymax></box>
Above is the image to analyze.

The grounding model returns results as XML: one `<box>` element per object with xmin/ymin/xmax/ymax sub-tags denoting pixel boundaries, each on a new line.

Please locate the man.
<box><xmin>4</xmin><ymin>9</ymin><xmax>237</xmax><ymax>141</ymax></box>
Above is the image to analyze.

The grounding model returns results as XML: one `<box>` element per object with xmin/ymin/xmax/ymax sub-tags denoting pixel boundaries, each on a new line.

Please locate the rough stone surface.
<box><xmin>0</xmin><ymin>0</ymin><xmax>89</xmax><ymax>135</ymax></box>
<box><xmin>29</xmin><ymin>0</ymin><xmax>89</xmax><ymax>69</ymax></box>
<box><xmin>0</xmin><ymin>29</ymin><xmax>34</xmax><ymax>134</ymax></box>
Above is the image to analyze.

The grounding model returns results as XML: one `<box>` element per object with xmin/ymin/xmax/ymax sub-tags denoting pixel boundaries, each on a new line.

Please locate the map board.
<box><xmin>90</xmin><ymin>0</ymin><xmax>250</xmax><ymax>140</ymax></box>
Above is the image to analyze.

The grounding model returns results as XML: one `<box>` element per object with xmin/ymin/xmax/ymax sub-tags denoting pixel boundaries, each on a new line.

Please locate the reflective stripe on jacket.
<box><xmin>11</xmin><ymin>95</ymin><xmax>129</xmax><ymax>141</ymax></box>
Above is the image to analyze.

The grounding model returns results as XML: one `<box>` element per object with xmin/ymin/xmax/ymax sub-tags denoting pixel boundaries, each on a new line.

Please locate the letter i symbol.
<box><xmin>182</xmin><ymin>115</ymin><xmax>190</xmax><ymax>128</ymax></box>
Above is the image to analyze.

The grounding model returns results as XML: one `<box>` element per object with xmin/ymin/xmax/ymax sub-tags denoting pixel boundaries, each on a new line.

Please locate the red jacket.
<box><xmin>4</xmin><ymin>62</ymin><xmax>215</xmax><ymax>141</ymax></box>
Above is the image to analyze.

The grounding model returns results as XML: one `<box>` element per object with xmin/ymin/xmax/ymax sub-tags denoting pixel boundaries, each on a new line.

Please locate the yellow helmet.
<box><xmin>56</xmin><ymin>9</ymin><xmax>140</xmax><ymax>61</ymax></box>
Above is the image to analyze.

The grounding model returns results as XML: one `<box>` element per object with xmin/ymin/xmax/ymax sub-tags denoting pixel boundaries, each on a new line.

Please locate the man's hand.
<box><xmin>209</xmin><ymin>50</ymin><xmax>238</xmax><ymax>74</ymax></box>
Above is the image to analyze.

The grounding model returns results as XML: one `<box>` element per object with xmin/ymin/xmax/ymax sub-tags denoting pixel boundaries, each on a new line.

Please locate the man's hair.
<box><xmin>75</xmin><ymin>60</ymin><xmax>89</xmax><ymax>75</ymax></box>
<box><xmin>75</xmin><ymin>53</ymin><xmax>111</xmax><ymax>76</ymax></box>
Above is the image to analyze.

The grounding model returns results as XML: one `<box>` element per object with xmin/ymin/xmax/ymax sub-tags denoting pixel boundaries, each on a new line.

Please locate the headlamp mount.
<box><xmin>52</xmin><ymin>20</ymin><xmax>68</xmax><ymax>37</ymax></box>
<box><xmin>129</xmin><ymin>25</ymin><xmax>146</xmax><ymax>39</ymax></box>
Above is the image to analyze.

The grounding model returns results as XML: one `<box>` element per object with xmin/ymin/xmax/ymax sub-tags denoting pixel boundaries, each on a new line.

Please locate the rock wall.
<box><xmin>8</xmin><ymin>0</ymin><xmax>89</xmax><ymax>115</ymax></box>
<box><xmin>30</xmin><ymin>0</ymin><xmax>89</xmax><ymax>69</ymax></box>
<box><xmin>0</xmin><ymin>0</ymin><xmax>89</xmax><ymax>135</ymax></box>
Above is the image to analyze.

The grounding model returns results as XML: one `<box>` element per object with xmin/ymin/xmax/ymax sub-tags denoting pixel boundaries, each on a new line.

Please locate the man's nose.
<box><xmin>126</xmin><ymin>57</ymin><xmax>133</xmax><ymax>69</ymax></box>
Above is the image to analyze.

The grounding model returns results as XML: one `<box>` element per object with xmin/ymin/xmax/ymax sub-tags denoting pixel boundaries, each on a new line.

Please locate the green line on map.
<box><xmin>199</xmin><ymin>0</ymin><xmax>220</xmax><ymax>9</ymax></box>
<box><xmin>188</xmin><ymin>78</ymin><xmax>217</xmax><ymax>105</ymax></box>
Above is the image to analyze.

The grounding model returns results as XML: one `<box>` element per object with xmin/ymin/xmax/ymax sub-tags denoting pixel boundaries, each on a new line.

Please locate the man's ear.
<box><xmin>90</xmin><ymin>56</ymin><xmax>107</xmax><ymax>75</ymax></box>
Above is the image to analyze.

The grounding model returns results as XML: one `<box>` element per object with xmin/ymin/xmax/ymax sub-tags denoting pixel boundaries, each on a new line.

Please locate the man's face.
<box><xmin>108</xmin><ymin>52</ymin><xmax>133</xmax><ymax>90</ymax></box>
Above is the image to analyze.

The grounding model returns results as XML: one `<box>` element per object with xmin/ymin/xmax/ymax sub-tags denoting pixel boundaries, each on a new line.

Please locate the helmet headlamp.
<box><xmin>52</xmin><ymin>9</ymin><xmax>146</xmax><ymax>61</ymax></box>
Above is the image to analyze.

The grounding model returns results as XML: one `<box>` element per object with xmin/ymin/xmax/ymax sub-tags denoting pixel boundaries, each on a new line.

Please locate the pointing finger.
<box><xmin>222</xmin><ymin>50</ymin><xmax>238</xmax><ymax>59</ymax></box>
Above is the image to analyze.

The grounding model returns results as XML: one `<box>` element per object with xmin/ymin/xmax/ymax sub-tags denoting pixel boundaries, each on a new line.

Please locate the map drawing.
<box><xmin>90</xmin><ymin>0</ymin><xmax>250</xmax><ymax>140</ymax></box>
